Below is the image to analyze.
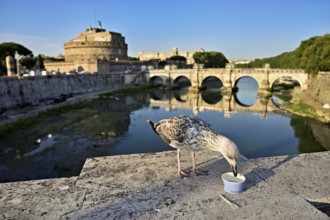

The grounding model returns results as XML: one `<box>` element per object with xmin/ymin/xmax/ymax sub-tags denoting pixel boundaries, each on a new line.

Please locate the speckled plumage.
<box><xmin>148</xmin><ymin>115</ymin><xmax>240</xmax><ymax>177</ymax></box>
<box><xmin>152</xmin><ymin>115</ymin><xmax>219</xmax><ymax>151</ymax></box>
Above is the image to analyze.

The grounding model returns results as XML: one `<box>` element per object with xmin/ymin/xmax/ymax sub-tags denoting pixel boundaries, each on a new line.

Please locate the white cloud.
<box><xmin>0</xmin><ymin>33</ymin><xmax>63</xmax><ymax>56</ymax></box>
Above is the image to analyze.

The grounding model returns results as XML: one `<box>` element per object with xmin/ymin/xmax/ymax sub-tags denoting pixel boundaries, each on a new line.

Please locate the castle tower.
<box><xmin>64</xmin><ymin>27</ymin><xmax>128</xmax><ymax>62</ymax></box>
<box><xmin>44</xmin><ymin>26</ymin><xmax>128</xmax><ymax>73</ymax></box>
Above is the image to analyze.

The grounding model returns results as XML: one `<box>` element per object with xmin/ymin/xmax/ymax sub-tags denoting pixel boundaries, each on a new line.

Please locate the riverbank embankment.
<box><xmin>0</xmin><ymin>150</ymin><xmax>329</xmax><ymax>219</ymax></box>
<box><xmin>280</xmin><ymin>88</ymin><xmax>330</xmax><ymax>123</ymax></box>
<box><xmin>0</xmin><ymin>85</ymin><xmax>123</xmax><ymax>126</ymax></box>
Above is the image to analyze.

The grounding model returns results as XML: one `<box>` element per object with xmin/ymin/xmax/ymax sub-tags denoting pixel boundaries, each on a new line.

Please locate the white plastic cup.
<box><xmin>221</xmin><ymin>172</ymin><xmax>246</xmax><ymax>194</ymax></box>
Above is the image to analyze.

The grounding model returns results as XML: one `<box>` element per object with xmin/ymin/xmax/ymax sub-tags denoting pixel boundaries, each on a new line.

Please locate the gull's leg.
<box><xmin>191</xmin><ymin>151</ymin><xmax>209</xmax><ymax>176</ymax></box>
<box><xmin>192</xmin><ymin>151</ymin><xmax>196</xmax><ymax>171</ymax></box>
<box><xmin>177</xmin><ymin>149</ymin><xmax>189</xmax><ymax>178</ymax></box>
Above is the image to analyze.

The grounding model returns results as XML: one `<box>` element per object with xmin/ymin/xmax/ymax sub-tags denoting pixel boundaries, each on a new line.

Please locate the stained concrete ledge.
<box><xmin>0</xmin><ymin>151</ymin><xmax>329</xmax><ymax>220</ymax></box>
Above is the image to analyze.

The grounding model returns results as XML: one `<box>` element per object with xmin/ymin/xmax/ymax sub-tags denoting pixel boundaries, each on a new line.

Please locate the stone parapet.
<box><xmin>0</xmin><ymin>151</ymin><xmax>329</xmax><ymax>219</ymax></box>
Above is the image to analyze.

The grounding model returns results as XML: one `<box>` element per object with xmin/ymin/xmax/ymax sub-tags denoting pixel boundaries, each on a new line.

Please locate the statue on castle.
<box><xmin>98</xmin><ymin>20</ymin><xmax>102</xmax><ymax>29</ymax></box>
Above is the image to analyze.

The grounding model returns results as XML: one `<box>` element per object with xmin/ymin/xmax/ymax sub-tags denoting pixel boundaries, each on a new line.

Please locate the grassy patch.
<box><xmin>285</xmin><ymin>101</ymin><xmax>317</xmax><ymax>117</ymax></box>
<box><xmin>0</xmin><ymin>102</ymin><xmax>90</xmax><ymax>139</ymax></box>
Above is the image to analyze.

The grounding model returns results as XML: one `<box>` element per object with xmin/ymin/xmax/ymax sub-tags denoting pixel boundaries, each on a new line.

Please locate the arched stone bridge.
<box><xmin>147</xmin><ymin>65</ymin><xmax>308</xmax><ymax>91</ymax></box>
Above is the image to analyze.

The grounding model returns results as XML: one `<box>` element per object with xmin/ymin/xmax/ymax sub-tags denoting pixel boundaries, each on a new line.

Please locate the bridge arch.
<box><xmin>233</xmin><ymin>76</ymin><xmax>260</xmax><ymax>89</ymax></box>
<box><xmin>172</xmin><ymin>76</ymin><xmax>192</xmax><ymax>89</ymax></box>
<box><xmin>233</xmin><ymin>94</ymin><xmax>254</xmax><ymax>107</ymax></box>
<box><xmin>200</xmin><ymin>76</ymin><xmax>223</xmax><ymax>90</ymax></box>
<box><xmin>269</xmin><ymin>74</ymin><xmax>303</xmax><ymax>89</ymax></box>
<box><xmin>233</xmin><ymin>76</ymin><xmax>259</xmax><ymax>107</ymax></box>
<box><xmin>149</xmin><ymin>75</ymin><xmax>168</xmax><ymax>87</ymax></box>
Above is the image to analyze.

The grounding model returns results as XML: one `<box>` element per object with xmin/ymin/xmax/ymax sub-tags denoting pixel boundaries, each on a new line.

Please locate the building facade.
<box><xmin>137</xmin><ymin>48</ymin><xmax>204</xmax><ymax>65</ymax></box>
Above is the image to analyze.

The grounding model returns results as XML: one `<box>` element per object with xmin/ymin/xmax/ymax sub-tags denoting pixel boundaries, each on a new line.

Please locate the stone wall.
<box><xmin>0</xmin><ymin>74</ymin><xmax>125</xmax><ymax>109</ymax></box>
<box><xmin>44</xmin><ymin>61</ymin><xmax>75</xmax><ymax>73</ymax></box>
<box><xmin>307</xmin><ymin>72</ymin><xmax>330</xmax><ymax>104</ymax></box>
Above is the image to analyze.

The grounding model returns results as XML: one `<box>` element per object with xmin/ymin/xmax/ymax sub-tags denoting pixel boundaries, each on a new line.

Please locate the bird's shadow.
<box><xmin>243</xmin><ymin>154</ymin><xmax>296</xmax><ymax>191</ymax></box>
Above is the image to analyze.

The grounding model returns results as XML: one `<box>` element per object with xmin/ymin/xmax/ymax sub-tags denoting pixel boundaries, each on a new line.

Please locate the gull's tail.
<box><xmin>147</xmin><ymin>119</ymin><xmax>158</xmax><ymax>135</ymax></box>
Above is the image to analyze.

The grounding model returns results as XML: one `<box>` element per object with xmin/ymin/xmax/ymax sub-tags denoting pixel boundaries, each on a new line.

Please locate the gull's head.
<box><xmin>228</xmin><ymin>158</ymin><xmax>238</xmax><ymax>177</ymax></box>
<box><xmin>217</xmin><ymin>136</ymin><xmax>240</xmax><ymax>177</ymax></box>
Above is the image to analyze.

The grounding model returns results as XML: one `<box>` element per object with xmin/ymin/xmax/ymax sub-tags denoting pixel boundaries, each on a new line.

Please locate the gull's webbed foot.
<box><xmin>193</xmin><ymin>169</ymin><xmax>209</xmax><ymax>176</ymax></box>
<box><xmin>179</xmin><ymin>170</ymin><xmax>190</xmax><ymax>178</ymax></box>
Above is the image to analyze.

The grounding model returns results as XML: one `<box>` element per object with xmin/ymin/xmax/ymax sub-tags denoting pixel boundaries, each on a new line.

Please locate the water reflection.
<box><xmin>234</xmin><ymin>77</ymin><xmax>258</xmax><ymax>107</ymax></box>
<box><xmin>291</xmin><ymin>117</ymin><xmax>330</xmax><ymax>152</ymax></box>
<box><xmin>0</xmin><ymin>89</ymin><xmax>328</xmax><ymax>183</ymax></box>
<box><xmin>149</xmin><ymin>89</ymin><xmax>271</xmax><ymax>118</ymax></box>
<box><xmin>24</xmin><ymin>134</ymin><xmax>57</xmax><ymax>157</ymax></box>
<box><xmin>201</xmin><ymin>91</ymin><xmax>222</xmax><ymax>104</ymax></box>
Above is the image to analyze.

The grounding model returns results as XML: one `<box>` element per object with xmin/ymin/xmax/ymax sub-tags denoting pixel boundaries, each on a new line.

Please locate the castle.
<box><xmin>45</xmin><ymin>25</ymin><xmax>128</xmax><ymax>74</ymax></box>
<box><xmin>44</xmin><ymin>25</ymin><xmax>202</xmax><ymax>74</ymax></box>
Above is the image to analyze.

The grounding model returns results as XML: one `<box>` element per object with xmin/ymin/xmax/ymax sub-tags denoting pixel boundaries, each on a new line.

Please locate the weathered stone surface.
<box><xmin>0</xmin><ymin>151</ymin><xmax>329</xmax><ymax>220</ymax></box>
<box><xmin>251</xmin><ymin>152</ymin><xmax>330</xmax><ymax>200</ymax></box>
<box><xmin>0</xmin><ymin>177</ymin><xmax>86</xmax><ymax>220</ymax></box>
<box><xmin>307</xmin><ymin>72</ymin><xmax>330</xmax><ymax>104</ymax></box>
<box><xmin>0</xmin><ymin>75</ymin><xmax>123</xmax><ymax>109</ymax></box>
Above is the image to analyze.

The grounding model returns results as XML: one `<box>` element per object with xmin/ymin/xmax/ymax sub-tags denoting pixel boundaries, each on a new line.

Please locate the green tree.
<box><xmin>19</xmin><ymin>57</ymin><xmax>36</xmax><ymax>69</ymax></box>
<box><xmin>193</xmin><ymin>52</ymin><xmax>208</xmax><ymax>64</ymax></box>
<box><xmin>193</xmin><ymin>51</ymin><xmax>228</xmax><ymax>68</ymax></box>
<box><xmin>36</xmin><ymin>55</ymin><xmax>45</xmax><ymax>69</ymax></box>
<box><xmin>300</xmin><ymin>34</ymin><xmax>330</xmax><ymax>75</ymax></box>
<box><xmin>0</xmin><ymin>42</ymin><xmax>33</xmax><ymax>75</ymax></box>
<box><xmin>0</xmin><ymin>42</ymin><xmax>33</xmax><ymax>60</ymax></box>
<box><xmin>168</xmin><ymin>55</ymin><xmax>187</xmax><ymax>61</ymax></box>
<box><xmin>127</xmin><ymin>56</ymin><xmax>139</xmax><ymax>61</ymax></box>
<box><xmin>0</xmin><ymin>60</ymin><xmax>6</xmax><ymax>76</ymax></box>
<box><xmin>241</xmin><ymin>34</ymin><xmax>330</xmax><ymax>75</ymax></box>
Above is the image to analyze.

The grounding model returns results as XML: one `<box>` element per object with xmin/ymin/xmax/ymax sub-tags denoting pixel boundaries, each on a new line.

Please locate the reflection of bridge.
<box><xmin>147</xmin><ymin>65</ymin><xmax>308</xmax><ymax>91</ymax></box>
<box><xmin>149</xmin><ymin>91</ymin><xmax>277</xmax><ymax>119</ymax></box>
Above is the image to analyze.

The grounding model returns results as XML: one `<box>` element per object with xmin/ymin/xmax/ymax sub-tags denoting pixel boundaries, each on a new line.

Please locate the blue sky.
<box><xmin>1</xmin><ymin>0</ymin><xmax>329</xmax><ymax>60</ymax></box>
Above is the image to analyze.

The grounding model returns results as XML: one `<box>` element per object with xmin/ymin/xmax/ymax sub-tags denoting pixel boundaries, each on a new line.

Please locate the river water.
<box><xmin>0</xmin><ymin>77</ymin><xmax>328</xmax><ymax>182</ymax></box>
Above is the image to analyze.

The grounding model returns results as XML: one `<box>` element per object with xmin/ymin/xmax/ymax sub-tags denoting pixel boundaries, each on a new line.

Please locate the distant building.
<box><xmin>45</xmin><ymin>26</ymin><xmax>128</xmax><ymax>73</ymax></box>
<box><xmin>230</xmin><ymin>59</ymin><xmax>254</xmax><ymax>65</ymax></box>
<box><xmin>137</xmin><ymin>48</ymin><xmax>204</xmax><ymax>65</ymax></box>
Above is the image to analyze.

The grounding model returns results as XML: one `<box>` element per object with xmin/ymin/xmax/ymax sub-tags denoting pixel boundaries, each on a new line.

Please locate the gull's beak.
<box><xmin>231</xmin><ymin>165</ymin><xmax>238</xmax><ymax>177</ymax></box>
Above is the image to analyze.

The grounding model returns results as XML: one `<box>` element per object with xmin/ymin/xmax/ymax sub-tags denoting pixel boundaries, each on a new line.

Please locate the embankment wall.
<box><xmin>0</xmin><ymin>74</ymin><xmax>125</xmax><ymax>109</ymax></box>
<box><xmin>307</xmin><ymin>72</ymin><xmax>330</xmax><ymax>104</ymax></box>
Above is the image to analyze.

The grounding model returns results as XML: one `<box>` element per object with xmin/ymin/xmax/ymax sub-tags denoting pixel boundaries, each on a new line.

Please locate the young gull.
<box><xmin>147</xmin><ymin>115</ymin><xmax>240</xmax><ymax>178</ymax></box>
